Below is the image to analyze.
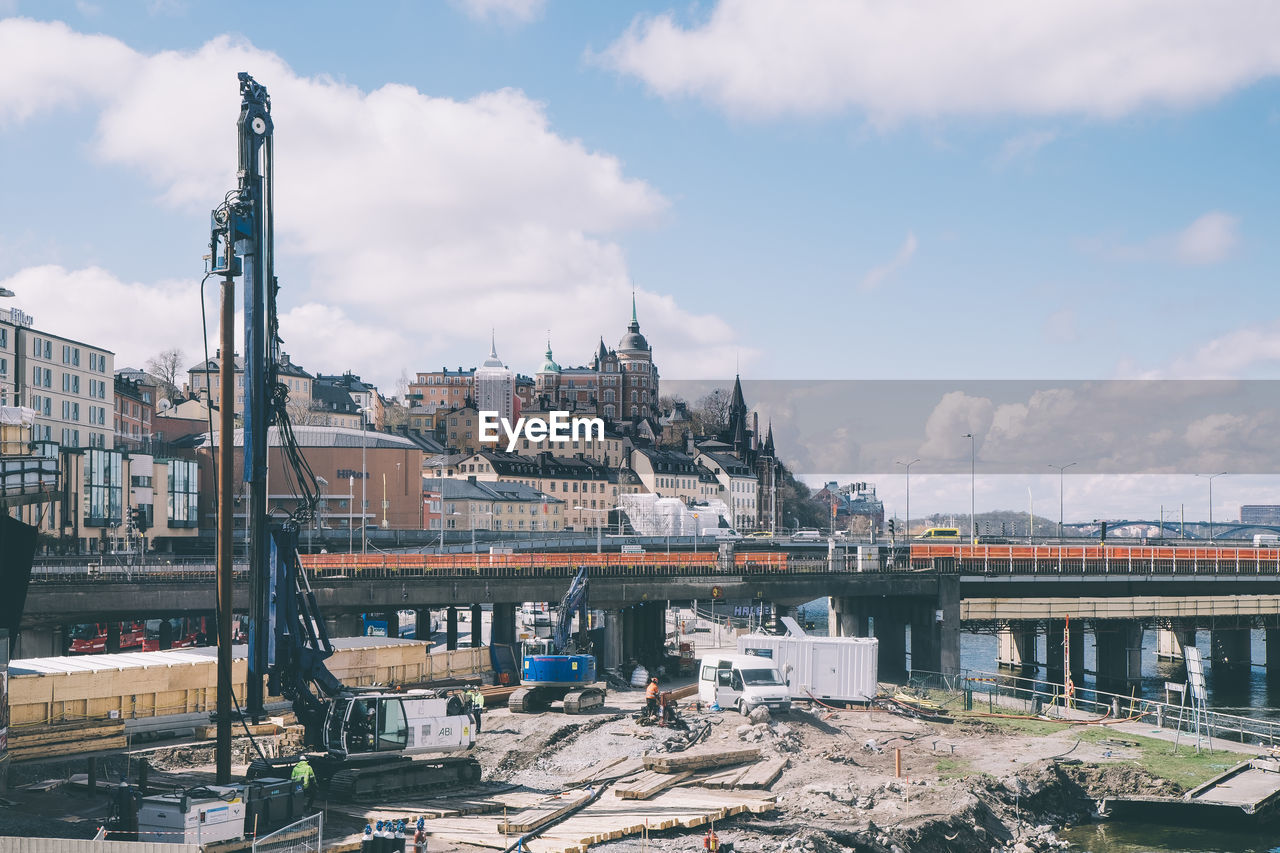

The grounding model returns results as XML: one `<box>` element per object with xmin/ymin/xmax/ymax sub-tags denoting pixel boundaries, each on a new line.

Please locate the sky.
<box><xmin>2</xmin><ymin>0</ymin><xmax>1279</xmax><ymax>523</ymax></box>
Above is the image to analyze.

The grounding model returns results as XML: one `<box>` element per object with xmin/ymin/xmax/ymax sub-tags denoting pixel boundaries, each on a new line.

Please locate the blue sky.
<box><xmin>3</xmin><ymin>0</ymin><xmax>1280</xmax><ymax>519</ymax></box>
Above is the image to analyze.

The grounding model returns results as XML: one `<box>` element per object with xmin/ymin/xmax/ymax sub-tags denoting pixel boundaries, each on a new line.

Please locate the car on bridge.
<box><xmin>744</xmin><ymin>531</ymin><xmax>775</xmax><ymax>539</ymax></box>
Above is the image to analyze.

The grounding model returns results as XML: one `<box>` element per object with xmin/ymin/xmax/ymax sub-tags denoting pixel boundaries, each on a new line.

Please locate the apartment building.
<box><xmin>5</xmin><ymin>314</ymin><xmax>115</xmax><ymax>450</ymax></box>
<box><xmin>114</xmin><ymin>372</ymin><xmax>156</xmax><ymax>449</ymax></box>
<box><xmin>408</xmin><ymin>367</ymin><xmax>475</xmax><ymax>411</ymax></box>
<box><xmin>628</xmin><ymin>446</ymin><xmax>720</xmax><ymax>506</ymax></box>
<box><xmin>423</xmin><ymin>476</ymin><xmax>565</xmax><ymax>534</ymax></box>
<box><xmin>694</xmin><ymin>450</ymin><xmax>759</xmax><ymax>531</ymax></box>
<box><xmin>188</xmin><ymin>350</ymin><xmax>312</xmax><ymax>416</ymax></box>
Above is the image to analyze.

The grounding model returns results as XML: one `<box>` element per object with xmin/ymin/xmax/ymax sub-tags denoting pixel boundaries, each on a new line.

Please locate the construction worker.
<box><xmin>291</xmin><ymin>756</ymin><xmax>318</xmax><ymax>811</ymax></box>
<box><xmin>467</xmin><ymin>686</ymin><xmax>485</xmax><ymax>733</ymax></box>
<box><xmin>645</xmin><ymin>677</ymin><xmax>660</xmax><ymax>717</ymax></box>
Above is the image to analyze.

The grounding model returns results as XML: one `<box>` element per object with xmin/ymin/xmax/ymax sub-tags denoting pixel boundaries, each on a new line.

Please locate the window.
<box><xmin>166</xmin><ymin>458</ymin><xmax>199</xmax><ymax>528</ymax></box>
<box><xmin>0</xmin><ymin>328</ymin><xmax>6</xmax><ymax>348</ymax></box>
<box><xmin>84</xmin><ymin>448</ymin><xmax>121</xmax><ymax>525</ymax></box>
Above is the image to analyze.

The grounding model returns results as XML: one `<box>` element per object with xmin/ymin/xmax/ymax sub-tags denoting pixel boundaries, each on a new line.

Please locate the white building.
<box><xmin>474</xmin><ymin>334</ymin><xmax>514</xmax><ymax>422</ymax></box>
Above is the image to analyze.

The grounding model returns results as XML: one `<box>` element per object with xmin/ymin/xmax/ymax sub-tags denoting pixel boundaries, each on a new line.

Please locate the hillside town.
<box><xmin>0</xmin><ymin>298</ymin><xmax>880</xmax><ymax>556</ymax></box>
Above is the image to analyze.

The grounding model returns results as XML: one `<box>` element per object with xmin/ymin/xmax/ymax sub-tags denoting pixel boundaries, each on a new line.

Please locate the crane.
<box><xmin>508</xmin><ymin>566</ymin><xmax>607</xmax><ymax>714</ymax></box>
<box><xmin>210</xmin><ymin>73</ymin><xmax>479</xmax><ymax>799</ymax></box>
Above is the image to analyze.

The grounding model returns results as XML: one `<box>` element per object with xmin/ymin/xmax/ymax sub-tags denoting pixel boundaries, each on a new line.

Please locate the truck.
<box><xmin>736</xmin><ymin>623</ymin><xmax>878</xmax><ymax>704</ymax></box>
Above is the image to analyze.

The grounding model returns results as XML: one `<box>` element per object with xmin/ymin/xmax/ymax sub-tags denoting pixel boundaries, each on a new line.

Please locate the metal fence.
<box><xmin>252</xmin><ymin>813</ymin><xmax>322</xmax><ymax>853</ymax></box>
<box><xmin>905</xmin><ymin>667</ymin><xmax>1280</xmax><ymax>749</ymax></box>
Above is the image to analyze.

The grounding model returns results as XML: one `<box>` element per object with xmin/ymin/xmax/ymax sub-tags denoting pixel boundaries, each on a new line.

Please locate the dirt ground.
<box><xmin>0</xmin><ymin>685</ymin><xmax>1232</xmax><ymax>853</ymax></box>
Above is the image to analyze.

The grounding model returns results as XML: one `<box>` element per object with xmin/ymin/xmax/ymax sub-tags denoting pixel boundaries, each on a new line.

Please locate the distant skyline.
<box><xmin>3</xmin><ymin>1</ymin><xmax>1279</xmax><ymax>518</ymax></box>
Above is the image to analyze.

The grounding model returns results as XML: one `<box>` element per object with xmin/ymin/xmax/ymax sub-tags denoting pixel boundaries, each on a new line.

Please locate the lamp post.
<box><xmin>896</xmin><ymin>458</ymin><xmax>920</xmax><ymax>540</ymax></box>
<box><xmin>347</xmin><ymin>475</ymin><xmax>354</xmax><ymax>553</ymax></box>
<box><xmin>1197</xmin><ymin>472</ymin><xmax>1227</xmax><ymax>542</ymax></box>
<box><xmin>358</xmin><ymin>408</ymin><xmax>371</xmax><ymax>554</ymax></box>
<box><xmin>1049</xmin><ymin>462</ymin><xmax>1077</xmax><ymax>543</ymax></box>
<box><xmin>962</xmin><ymin>434</ymin><xmax>976</xmax><ymax>544</ymax></box>
<box><xmin>312</xmin><ymin>475</ymin><xmax>328</xmax><ymax>552</ymax></box>
<box><xmin>576</xmin><ymin>505</ymin><xmax>621</xmax><ymax>554</ymax></box>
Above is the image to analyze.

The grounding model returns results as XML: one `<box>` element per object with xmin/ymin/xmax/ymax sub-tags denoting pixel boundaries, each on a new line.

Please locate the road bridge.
<box><xmin>22</xmin><ymin>544</ymin><xmax>1280</xmax><ymax>690</ymax></box>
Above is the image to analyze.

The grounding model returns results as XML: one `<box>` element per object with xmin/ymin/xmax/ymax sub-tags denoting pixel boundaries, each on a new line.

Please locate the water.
<box><xmin>1060</xmin><ymin>822</ymin><xmax>1280</xmax><ymax>853</ymax></box>
<box><xmin>792</xmin><ymin>599</ymin><xmax>1280</xmax><ymax>852</ymax></box>
<box><xmin>794</xmin><ymin>600</ymin><xmax>1280</xmax><ymax>715</ymax></box>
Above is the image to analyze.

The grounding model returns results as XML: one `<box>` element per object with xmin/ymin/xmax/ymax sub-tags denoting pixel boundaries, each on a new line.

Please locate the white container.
<box><xmin>137</xmin><ymin>786</ymin><xmax>246</xmax><ymax>844</ymax></box>
<box><xmin>736</xmin><ymin>633</ymin><xmax>878</xmax><ymax>703</ymax></box>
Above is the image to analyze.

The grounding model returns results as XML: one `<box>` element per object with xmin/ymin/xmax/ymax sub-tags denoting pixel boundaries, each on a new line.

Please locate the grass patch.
<box><xmin>934</xmin><ymin>757</ymin><xmax>971</xmax><ymax>779</ymax></box>
<box><xmin>953</xmin><ymin>713</ymin><xmax>1072</xmax><ymax>737</ymax></box>
<box><xmin>1071</xmin><ymin>727</ymin><xmax>1239</xmax><ymax>789</ymax></box>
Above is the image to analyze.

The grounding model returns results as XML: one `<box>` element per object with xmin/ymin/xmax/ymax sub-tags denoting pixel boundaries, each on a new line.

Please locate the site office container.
<box><xmin>736</xmin><ymin>633</ymin><xmax>878</xmax><ymax>703</ymax></box>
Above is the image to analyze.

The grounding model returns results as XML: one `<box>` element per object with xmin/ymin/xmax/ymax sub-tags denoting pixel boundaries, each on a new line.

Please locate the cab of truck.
<box><xmin>697</xmin><ymin>654</ymin><xmax>791</xmax><ymax>716</ymax></box>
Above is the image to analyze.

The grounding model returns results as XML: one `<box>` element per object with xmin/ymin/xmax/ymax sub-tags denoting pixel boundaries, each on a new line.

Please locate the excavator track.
<box><xmin>562</xmin><ymin>686</ymin><xmax>607</xmax><ymax>715</ymax></box>
<box><xmin>324</xmin><ymin>756</ymin><xmax>482</xmax><ymax>801</ymax></box>
<box><xmin>508</xmin><ymin>687</ymin><xmax>550</xmax><ymax>714</ymax></box>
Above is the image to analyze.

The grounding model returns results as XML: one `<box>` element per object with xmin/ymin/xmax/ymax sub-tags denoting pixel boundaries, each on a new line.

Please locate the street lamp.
<box><xmin>312</xmin><ymin>475</ymin><xmax>328</xmax><ymax>552</ymax></box>
<box><xmin>347</xmin><ymin>475</ymin><xmax>355</xmax><ymax>553</ymax></box>
<box><xmin>896</xmin><ymin>458</ymin><xmax>920</xmax><ymax>540</ymax></box>
<box><xmin>961</xmin><ymin>434</ymin><xmax>976</xmax><ymax>544</ymax></box>
<box><xmin>575</xmin><ymin>505</ymin><xmax>621</xmax><ymax>554</ymax></box>
<box><xmin>1197</xmin><ymin>472</ymin><xmax>1227</xmax><ymax>542</ymax></box>
<box><xmin>357</xmin><ymin>407</ymin><xmax>375</xmax><ymax>554</ymax></box>
<box><xmin>1049</xmin><ymin>463</ymin><xmax>1076</xmax><ymax>543</ymax></box>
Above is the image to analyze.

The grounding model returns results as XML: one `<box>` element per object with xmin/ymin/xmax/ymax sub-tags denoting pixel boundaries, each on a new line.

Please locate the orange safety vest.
<box><xmin>646</xmin><ymin>682</ymin><xmax>659</xmax><ymax>700</ymax></box>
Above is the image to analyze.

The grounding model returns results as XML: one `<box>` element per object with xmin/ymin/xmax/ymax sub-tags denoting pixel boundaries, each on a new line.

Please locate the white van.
<box><xmin>697</xmin><ymin>654</ymin><xmax>791</xmax><ymax>715</ymax></box>
<box><xmin>1254</xmin><ymin>534</ymin><xmax>1280</xmax><ymax>547</ymax></box>
<box><xmin>700</xmin><ymin>527</ymin><xmax>741</xmax><ymax>541</ymax></box>
<box><xmin>791</xmin><ymin>529</ymin><xmax>822</xmax><ymax>541</ymax></box>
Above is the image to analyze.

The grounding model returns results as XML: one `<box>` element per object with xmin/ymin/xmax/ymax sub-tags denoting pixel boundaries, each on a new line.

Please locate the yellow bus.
<box><xmin>917</xmin><ymin>527</ymin><xmax>961</xmax><ymax>540</ymax></box>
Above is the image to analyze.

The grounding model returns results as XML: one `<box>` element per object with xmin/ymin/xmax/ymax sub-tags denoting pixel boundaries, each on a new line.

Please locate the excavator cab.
<box><xmin>323</xmin><ymin>695</ymin><xmax>409</xmax><ymax>757</ymax></box>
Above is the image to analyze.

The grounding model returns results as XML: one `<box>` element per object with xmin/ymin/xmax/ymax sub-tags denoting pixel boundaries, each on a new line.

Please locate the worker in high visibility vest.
<box><xmin>291</xmin><ymin>757</ymin><xmax>318</xmax><ymax>811</ymax></box>
<box><xmin>645</xmin><ymin>677</ymin><xmax>660</xmax><ymax>717</ymax></box>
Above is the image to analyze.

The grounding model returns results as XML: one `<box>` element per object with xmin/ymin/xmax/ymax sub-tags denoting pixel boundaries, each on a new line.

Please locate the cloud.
<box><xmin>1143</xmin><ymin>320</ymin><xmax>1280</xmax><ymax>379</ymax></box>
<box><xmin>450</xmin><ymin>0</ymin><xmax>546</xmax><ymax>25</ymax></box>
<box><xmin>1174</xmin><ymin>211</ymin><xmax>1240</xmax><ymax>264</ymax></box>
<box><xmin>600</xmin><ymin>1</ymin><xmax>1280</xmax><ymax>122</ymax></box>
<box><xmin>918</xmin><ymin>392</ymin><xmax>993</xmax><ymax>461</ymax></box>
<box><xmin>0</xmin><ymin>21</ymin><xmax>746</xmax><ymax>389</ymax></box>
<box><xmin>858</xmin><ymin>232</ymin><xmax>916</xmax><ymax>291</ymax></box>
<box><xmin>1087</xmin><ymin>210</ymin><xmax>1241</xmax><ymax>266</ymax></box>
<box><xmin>1042</xmin><ymin>308</ymin><xmax>1077</xmax><ymax>343</ymax></box>
<box><xmin>995</xmin><ymin>129</ymin><xmax>1057</xmax><ymax>166</ymax></box>
<box><xmin>1</xmin><ymin>265</ymin><xmax>204</xmax><ymax>370</ymax></box>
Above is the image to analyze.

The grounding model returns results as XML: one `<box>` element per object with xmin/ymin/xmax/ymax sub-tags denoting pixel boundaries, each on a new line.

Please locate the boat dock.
<box><xmin>1100</xmin><ymin>757</ymin><xmax>1280</xmax><ymax>826</ymax></box>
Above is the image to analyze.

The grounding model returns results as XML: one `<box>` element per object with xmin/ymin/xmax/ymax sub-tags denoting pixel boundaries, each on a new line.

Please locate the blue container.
<box><xmin>522</xmin><ymin>654</ymin><xmax>596</xmax><ymax>686</ymax></box>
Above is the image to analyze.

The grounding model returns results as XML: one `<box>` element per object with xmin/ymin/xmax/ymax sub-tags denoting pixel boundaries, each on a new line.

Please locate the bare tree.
<box><xmin>145</xmin><ymin>348</ymin><xmax>187</xmax><ymax>401</ymax></box>
<box><xmin>694</xmin><ymin>388</ymin><xmax>732</xmax><ymax>434</ymax></box>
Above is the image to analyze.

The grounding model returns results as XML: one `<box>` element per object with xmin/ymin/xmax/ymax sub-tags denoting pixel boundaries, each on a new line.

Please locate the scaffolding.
<box><xmin>619</xmin><ymin>493</ymin><xmax>731</xmax><ymax>536</ymax></box>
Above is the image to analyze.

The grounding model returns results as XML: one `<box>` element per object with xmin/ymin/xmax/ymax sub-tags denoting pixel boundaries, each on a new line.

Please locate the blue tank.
<box><xmin>522</xmin><ymin>654</ymin><xmax>596</xmax><ymax>687</ymax></box>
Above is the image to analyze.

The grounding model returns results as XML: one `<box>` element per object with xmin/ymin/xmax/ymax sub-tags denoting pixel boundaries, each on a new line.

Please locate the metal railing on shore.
<box><xmin>905</xmin><ymin>667</ymin><xmax>1280</xmax><ymax>749</ymax></box>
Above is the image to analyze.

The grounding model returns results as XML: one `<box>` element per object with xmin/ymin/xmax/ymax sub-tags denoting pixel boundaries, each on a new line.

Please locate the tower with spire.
<box><xmin>474</xmin><ymin>330</ymin><xmax>515</xmax><ymax>421</ymax></box>
<box><xmin>533</xmin><ymin>294</ymin><xmax>660</xmax><ymax>431</ymax></box>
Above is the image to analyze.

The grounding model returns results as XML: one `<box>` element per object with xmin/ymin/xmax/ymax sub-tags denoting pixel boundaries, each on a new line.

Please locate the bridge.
<box><xmin>20</xmin><ymin>544</ymin><xmax>1280</xmax><ymax>691</ymax></box>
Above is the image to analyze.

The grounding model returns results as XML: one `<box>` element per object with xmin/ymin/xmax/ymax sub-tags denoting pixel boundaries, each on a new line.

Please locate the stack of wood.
<box><xmin>9</xmin><ymin>719</ymin><xmax>126</xmax><ymax>761</ymax></box>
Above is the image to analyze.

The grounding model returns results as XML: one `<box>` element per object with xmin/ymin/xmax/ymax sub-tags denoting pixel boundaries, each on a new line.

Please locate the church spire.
<box><xmin>631</xmin><ymin>290</ymin><xmax>637</xmax><ymax>324</ymax></box>
<box><xmin>489</xmin><ymin>328</ymin><xmax>498</xmax><ymax>360</ymax></box>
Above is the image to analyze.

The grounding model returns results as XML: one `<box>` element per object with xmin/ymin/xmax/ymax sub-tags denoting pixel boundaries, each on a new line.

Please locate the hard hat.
<box><xmin>651</xmin><ymin>677</ymin><xmax>658</xmax><ymax>682</ymax></box>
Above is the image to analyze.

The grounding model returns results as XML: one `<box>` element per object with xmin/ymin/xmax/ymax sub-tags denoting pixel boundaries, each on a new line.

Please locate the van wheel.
<box><xmin>738</xmin><ymin>700</ymin><xmax>748</xmax><ymax>716</ymax></box>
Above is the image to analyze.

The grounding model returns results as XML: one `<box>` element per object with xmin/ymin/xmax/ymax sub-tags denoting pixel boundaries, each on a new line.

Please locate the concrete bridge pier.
<box><xmin>997</xmin><ymin>624</ymin><xmax>1038</xmax><ymax>674</ymax></box>
<box><xmin>14</xmin><ymin>626</ymin><xmax>61</xmax><ymax>659</ymax></box>
<box><xmin>910</xmin><ymin>603</ymin><xmax>941</xmax><ymax>673</ymax></box>
<box><xmin>446</xmin><ymin>607</ymin><xmax>459</xmax><ymax>651</ymax></box>
<box><xmin>382</xmin><ymin>610</ymin><xmax>400</xmax><ymax>639</ymax></box>
<box><xmin>1046</xmin><ymin>620</ymin><xmax>1065</xmax><ymax>684</ymax></box>
<box><xmin>1094</xmin><ymin>622</ymin><xmax>1142</xmax><ymax>694</ymax></box>
<box><xmin>827</xmin><ymin>597</ymin><xmax>869</xmax><ymax>638</ymax></box>
<box><xmin>1267</xmin><ymin>630</ymin><xmax>1280</xmax><ymax>672</ymax></box>
<box><xmin>1156</xmin><ymin>620</ymin><xmax>1196</xmax><ymax>661</ymax></box>
<box><xmin>325</xmin><ymin>612</ymin><xmax>362</xmax><ymax>639</ymax></box>
<box><xmin>471</xmin><ymin>604</ymin><xmax>483</xmax><ymax>647</ymax></box>
<box><xmin>416</xmin><ymin>608</ymin><xmax>433</xmax><ymax>641</ymax></box>
<box><xmin>1211</xmin><ymin>628</ymin><xmax>1251</xmax><ymax>673</ymax></box>
<box><xmin>875</xmin><ymin>616</ymin><xmax>908</xmax><ymax>682</ymax></box>
<box><xmin>491</xmin><ymin>603</ymin><xmax>516</xmax><ymax>647</ymax></box>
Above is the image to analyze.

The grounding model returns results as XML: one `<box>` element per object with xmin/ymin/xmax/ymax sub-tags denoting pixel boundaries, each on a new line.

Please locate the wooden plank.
<box><xmin>564</xmin><ymin>755</ymin><xmax>625</xmax><ymax>787</ymax></box>
<box><xmin>692</xmin><ymin>766</ymin><xmax>750</xmax><ymax>789</ymax></box>
<box><xmin>643</xmin><ymin>747</ymin><xmax>760</xmax><ymax>773</ymax></box>
<box><xmin>9</xmin><ymin>721</ymin><xmax>124</xmax><ymax>746</ymax></box>
<box><xmin>735</xmin><ymin>757</ymin><xmax>787</xmax><ymax>789</ymax></box>
<box><xmin>11</xmin><ymin>735</ymin><xmax>127</xmax><ymax>761</ymax></box>
<box><xmin>614</xmin><ymin>770</ymin><xmax>692</xmax><ymax>800</ymax></box>
<box><xmin>498</xmin><ymin>790</ymin><xmax>592</xmax><ymax>834</ymax></box>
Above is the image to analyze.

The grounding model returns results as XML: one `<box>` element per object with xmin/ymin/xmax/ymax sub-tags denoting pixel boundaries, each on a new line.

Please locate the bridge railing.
<box><xmin>906</xmin><ymin>667</ymin><xmax>1280</xmax><ymax>749</ymax></box>
<box><xmin>909</xmin><ymin>544</ymin><xmax>1280</xmax><ymax>575</ymax></box>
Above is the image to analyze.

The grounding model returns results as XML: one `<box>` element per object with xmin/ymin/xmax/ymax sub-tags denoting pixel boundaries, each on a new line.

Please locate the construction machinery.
<box><xmin>211</xmin><ymin>73</ymin><xmax>479</xmax><ymax>799</ymax></box>
<box><xmin>507</xmin><ymin>566</ymin><xmax>607</xmax><ymax>714</ymax></box>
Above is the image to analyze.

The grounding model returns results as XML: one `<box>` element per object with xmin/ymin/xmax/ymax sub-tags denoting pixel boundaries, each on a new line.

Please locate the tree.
<box><xmin>145</xmin><ymin>348</ymin><xmax>186</xmax><ymax>401</ymax></box>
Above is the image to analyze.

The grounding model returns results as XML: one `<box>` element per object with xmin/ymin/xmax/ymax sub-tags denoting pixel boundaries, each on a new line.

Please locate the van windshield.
<box><xmin>740</xmin><ymin>668</ymin><xmax>784</xmax><ymax>686</ymax></box>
